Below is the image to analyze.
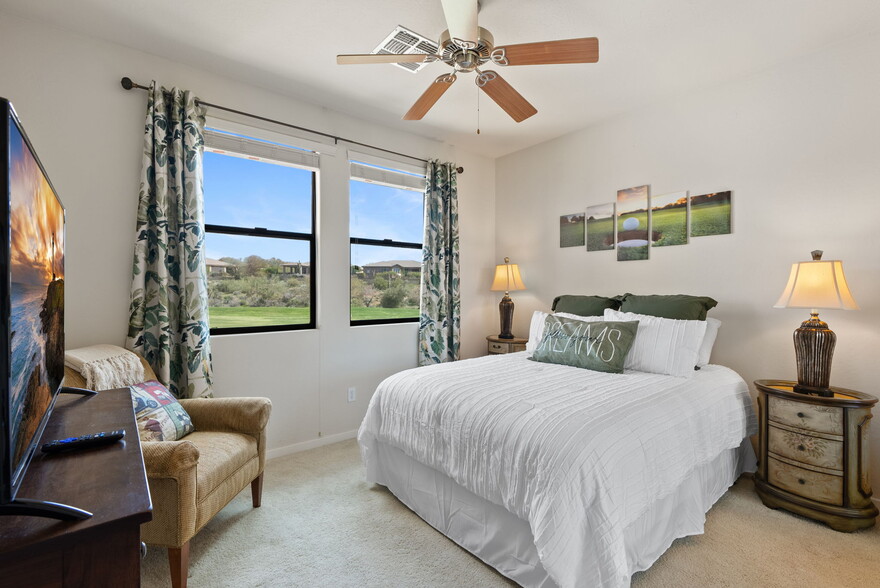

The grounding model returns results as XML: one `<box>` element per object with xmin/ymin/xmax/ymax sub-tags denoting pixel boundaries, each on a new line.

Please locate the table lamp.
<box><xmin>774</xmin><ymin>250</ymin><xmax>858</xmax><ymax>395</ymax></box>
<box><xmin>490</xmin><ymin>257</ymin><xmax>526</xmax><ymax>339</ymax></box>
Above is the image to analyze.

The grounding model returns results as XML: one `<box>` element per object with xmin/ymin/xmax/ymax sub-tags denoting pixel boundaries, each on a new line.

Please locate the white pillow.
<box><xmin>526</xmin><ymin>311</ymin><xmax>605</xmax><ymax>353</ymax></box>
<box><xmin>526</xmin><ymin>311</ymin><xmax>549</xmax><ymax>353</ymax></box>
<box><xmin>604</xmin><ymin>309</ymin><xmax>707</xmax><ymax>377</ymax></box>
<box><xmin>697</xmin><ymin>318</ymin><xmax>722</xmax><ymax>366</ymax></box>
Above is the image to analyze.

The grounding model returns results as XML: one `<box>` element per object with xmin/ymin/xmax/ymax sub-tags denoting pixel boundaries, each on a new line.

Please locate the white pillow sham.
<box><xmin>526</xmin><ymin>311</ymin><xmax>549</xmax><ymax>353</ymax></box>
<box><xmin>697</xmin><ymin>317</ymin><xmax>722</xmax><ymax>366</ymax></box>
<box><xmin>604</xmin><ymin>309</ymin><xmax>707</xmax><ymax>377</ymax></box>
<box><xmin>526</xmin><ymin>311</ymin><xmax>605</xmax><ymax>353</ymax></box>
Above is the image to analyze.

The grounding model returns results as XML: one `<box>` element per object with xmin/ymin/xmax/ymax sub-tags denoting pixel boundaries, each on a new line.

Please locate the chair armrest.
<box><xmin>178</xmin><ymin>397</ymin><xmax>271</xmax><ymax>436</ymax></box>
<box><xmin>141</xmin><ymin>440</ymin><xmax>199</xmax><ymax>478</ymax></box>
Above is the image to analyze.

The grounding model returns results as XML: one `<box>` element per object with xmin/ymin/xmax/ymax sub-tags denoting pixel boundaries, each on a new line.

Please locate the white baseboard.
<box><xmin>266</xmin><ymin>429</ymin><xmax>358</xmax><ymax>461</ymax></box>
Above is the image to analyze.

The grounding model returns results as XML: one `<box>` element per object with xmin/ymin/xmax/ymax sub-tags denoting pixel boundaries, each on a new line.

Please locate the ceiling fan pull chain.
<box><xmin>477</xmin><ymin>86</ymin><xmax>481</xmax><ymax>135</ymax></box>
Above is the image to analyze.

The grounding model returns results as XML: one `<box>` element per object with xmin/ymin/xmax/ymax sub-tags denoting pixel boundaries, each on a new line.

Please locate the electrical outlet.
<box><xmin>347</xmin><ymin>387</ymin><xmax>356</xmax><ymax>403</ymax></box>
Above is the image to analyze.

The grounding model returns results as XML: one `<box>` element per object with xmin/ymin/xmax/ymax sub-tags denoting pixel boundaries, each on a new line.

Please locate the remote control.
<box><xmin>41</xmin><ymin>430</ymin><xmax>125</xmax><ymax>454</ymax></box>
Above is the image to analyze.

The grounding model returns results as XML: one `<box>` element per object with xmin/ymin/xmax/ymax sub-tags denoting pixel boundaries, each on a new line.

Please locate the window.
<box><xmin>349</xmin><ymin>155</ymin><xmax>426</xmax><ymax>325</ymax></box>
<box><xmin>203</xmin><ymin>127</ymin><xmax>317</xmax><ymax>334</ymax></box>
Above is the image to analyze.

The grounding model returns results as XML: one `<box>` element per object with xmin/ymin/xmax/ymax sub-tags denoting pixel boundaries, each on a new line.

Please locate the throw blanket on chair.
<box><xmin>64</xmin><ymin>344</ymin><xmax>145</xmax><ymax>391</ymax></box>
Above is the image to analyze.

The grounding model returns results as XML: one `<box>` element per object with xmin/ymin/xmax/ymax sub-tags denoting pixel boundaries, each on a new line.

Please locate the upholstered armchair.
<box><xmin>64</xmin><ymin>348</ymin><xmax>271</xmax><ymax>588</ymax></box>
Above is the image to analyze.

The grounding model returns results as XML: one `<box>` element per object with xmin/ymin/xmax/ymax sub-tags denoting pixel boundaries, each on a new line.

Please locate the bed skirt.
<box><xmin>370</xmin><ymin>438</ymin><xmax>757</xmax><ymax>587</ymax></box>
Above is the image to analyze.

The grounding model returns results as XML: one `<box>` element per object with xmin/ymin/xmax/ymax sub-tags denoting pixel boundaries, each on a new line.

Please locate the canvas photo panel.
<box><xmin>559</xmin><ymin>212</ymin><xmax>585</xmax><ymax>248</ymax></box>
<box><xmin>690</xmin><ymin>191</ymin><xmax>732</xmax><ymax>236</ymax></box>
<box><xmin>586</xmin><ymin>203</ymin><xmax>615</xmax><ymax>251</ymax></box>
<box><xmin>651</xmin><ymin>191</ymin><xmax>688</xmax><ymax>247</ymax></box>
<box><xmin>616</xmin><ymin>185</ymin><xmax>649</xmax><ymax>261</ymax></box>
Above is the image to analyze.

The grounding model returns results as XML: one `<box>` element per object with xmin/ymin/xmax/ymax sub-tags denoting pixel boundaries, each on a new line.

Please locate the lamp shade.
<box><xmin>774</xmin><ymin>258</ymin><xmax>858</xmax><ymax>310</ymax></box>
<box><xmin>490</xmin><ymin>258</ymin><xmax>526</xmax><ymax>292</ymax></box>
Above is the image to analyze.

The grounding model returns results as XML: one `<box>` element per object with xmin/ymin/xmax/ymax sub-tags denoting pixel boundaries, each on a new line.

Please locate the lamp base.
<box><xmin>793</xmin><ymin>384</ymin><xmax>835</xmax><ymax>397</ymax></box>
<box><xmin>498</xmin><ymin>294</ymin><xmax>514</xmax><ymax>339</ymax></box>
<box><xmin>793</xmin><ymin>312</ymin><xmax>836</xmax><ymax>395</ymax></box>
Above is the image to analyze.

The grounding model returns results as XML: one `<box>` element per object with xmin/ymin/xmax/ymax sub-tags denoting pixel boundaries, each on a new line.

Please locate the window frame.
<box><xmin>203</xmin><ymin>139</ymin><xmax>318</xmax><ymax>336</ymax></box>
<box><xmin>349</xmin><ymin>161</ymin><xmax>426</xmax><ymax>327</ymax></box>
<box><xmin>349</xmin><ymin>236</ymin><xmax>423</xmax><ymax>327</ymax></box>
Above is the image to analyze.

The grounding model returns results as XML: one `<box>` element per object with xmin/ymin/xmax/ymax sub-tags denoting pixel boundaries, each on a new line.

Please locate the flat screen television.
<box><xmin>0</xmin><ymin>98</ymin><xmax>89</xmax><ymax>520</ymax></box>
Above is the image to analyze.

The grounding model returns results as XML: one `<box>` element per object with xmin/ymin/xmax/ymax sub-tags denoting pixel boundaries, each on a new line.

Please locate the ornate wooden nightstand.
<box><xmin>754</xmin><ymin>379</ymin><xmax>877</xmax><ymax>531</ymax></box>
<box><xmin>486</xmin><ymin>335</ymin><xmax>528</xmax><ymax>355</ymax></box>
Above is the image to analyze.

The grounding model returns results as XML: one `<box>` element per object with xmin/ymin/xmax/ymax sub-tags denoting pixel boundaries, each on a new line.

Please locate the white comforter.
<box><xmin>359</xmin><ymin>352</ymin><xmax>757</xmax><ymax>587</ymax></box>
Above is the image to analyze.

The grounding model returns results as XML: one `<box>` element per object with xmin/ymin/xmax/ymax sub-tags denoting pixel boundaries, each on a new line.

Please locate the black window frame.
<box><xmin>205</xmin><ymin>171</ymin><xmax>317</xmax><ymax>335</ymax></box>
<box><xmin>349</xmin><ymin>235</ymin><xmax>423</xmax><ymax>327</ymax></box>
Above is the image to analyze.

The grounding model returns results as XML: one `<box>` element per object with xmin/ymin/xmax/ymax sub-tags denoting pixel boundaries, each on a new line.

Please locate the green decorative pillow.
<box><xmin>618</xmin><ymin>293</ymin><xmax>718</xmax><ymax>320</ymax></box>
<box><xmin>129</xmin><ymin>380</ymin><xmax>195</xmax><ymax>442</ymax></box>
<box><xmin>531</xmin><ymin>315</ymin><xmax>639</xmax><ymax>373</ymax></box>
<box><xmin>551</xmin><ymin>295</ymin><xmax>621</xmax><ymax>317</ymax></box>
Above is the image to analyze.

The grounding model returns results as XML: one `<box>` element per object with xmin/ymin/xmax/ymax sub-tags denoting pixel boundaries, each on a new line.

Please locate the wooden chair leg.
<box><xmin>168</xmin><ymin>542</ymin><xmax>190</xmax><ymax>588</ymax></box>
<box><xmin>251</xmin><ymin>472</ymin><xmax>264</xmax><ymax>508</ymax></box>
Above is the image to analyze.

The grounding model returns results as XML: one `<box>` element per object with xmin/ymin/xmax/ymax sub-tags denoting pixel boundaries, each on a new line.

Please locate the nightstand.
<box><xmin>754</xmin><ymin>379</ymin><xmax>878</xmax><ymax>531</ymax></box>
<box><xmin>486</xmin><ymin>335</ymin><xmax>528</xmax><ymax>355</ymax></box>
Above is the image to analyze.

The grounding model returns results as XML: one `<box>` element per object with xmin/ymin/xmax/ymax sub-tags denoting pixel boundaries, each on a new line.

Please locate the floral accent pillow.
<box><xmin>130</xmin><ymin>380</ymin><xmax>194</xmax><ymax>442</ymax></box>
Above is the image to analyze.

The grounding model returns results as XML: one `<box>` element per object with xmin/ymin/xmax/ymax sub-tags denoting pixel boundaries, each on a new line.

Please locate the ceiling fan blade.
<box><xmin>337</xmin><ymin>53</ymin><xmax>438</xmax><ymax>65</ymax></box>
<box><xmin>475</xmin><ymin>70</ymin><xmax>537</xmax><ymax>123</ymax></box>
<box><xmin>440</xmin><ymin>0</ymin><xmax>479</xmax><ymax>46</ymax></box>
<box><xmin>492</xmin><ymin>37</ymin><xmax>599</xmax><ymax>66</ymax></box>
<box><xmin>403</xmin><ymin>74</ymin><xmax>457</xmax><ymax>120</ymax></box>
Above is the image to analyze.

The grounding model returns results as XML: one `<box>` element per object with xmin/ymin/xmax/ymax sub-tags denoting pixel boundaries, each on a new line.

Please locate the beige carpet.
<box><xmin>142</xmin><ymin>439</ymin><xmax>880</xmax><ymax>587</ymax></box>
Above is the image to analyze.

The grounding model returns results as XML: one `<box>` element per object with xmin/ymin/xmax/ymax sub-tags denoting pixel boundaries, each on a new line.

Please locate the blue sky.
<box><xmin>349</xmin><ymin>178</ymin><xmax>423</xmax><ymax>267</ymax></box>
<box><xmin>204</xmin><ymin>151</ymin><xmax>424</xmax><ymax>266</ymax></box>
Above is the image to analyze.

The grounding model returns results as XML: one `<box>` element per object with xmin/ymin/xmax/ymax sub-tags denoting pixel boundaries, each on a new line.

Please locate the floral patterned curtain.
<box><xmin>126</xmin><ymin>82</ymin><xmax>213</xmax><ymax>399</ymax></box>
<box><xmin>418</xmin><ymin>160</ymin><xmax>460</xmax><ymax>366</ymax></box>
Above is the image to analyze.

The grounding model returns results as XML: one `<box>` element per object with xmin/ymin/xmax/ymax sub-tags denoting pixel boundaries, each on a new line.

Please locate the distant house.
<box><xmin>280</xmin><ymin>261</ymin><xmax>310</xmax><ymax>276</ymax></box>
<box><xmin>363</xmin><ymin>260</ymin><xmax>421</xmax><ymax>279</ymax></box>
<box><xmin>206</xmin><ymin>258</ymin><xmax>232</xmax><ymax>275</ymax></box>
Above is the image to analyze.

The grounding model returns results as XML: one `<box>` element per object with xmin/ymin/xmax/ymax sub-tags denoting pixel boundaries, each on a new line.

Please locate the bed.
<box><xmin>359</xmin><ymin>301</ymin><xmax>757</xmax><ymax>588</ymax></box>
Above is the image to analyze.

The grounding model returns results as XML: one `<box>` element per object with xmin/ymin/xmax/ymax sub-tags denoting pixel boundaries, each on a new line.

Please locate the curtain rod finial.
<box><xmin>121</xmin><ymin>77</ymin><xmax>134</xmax><ymax>90</ymax></box>
<box><xmin>456</xmin><ymin>166</ymin><xmax>464</xmax><ymax>174</ymax></box>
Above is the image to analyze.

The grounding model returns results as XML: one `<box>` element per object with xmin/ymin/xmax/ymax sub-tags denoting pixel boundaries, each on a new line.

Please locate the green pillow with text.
<box><xmin>530</xmin><ymin>316</ymin><xmax>639</xmax><ymax>373</ymax></box>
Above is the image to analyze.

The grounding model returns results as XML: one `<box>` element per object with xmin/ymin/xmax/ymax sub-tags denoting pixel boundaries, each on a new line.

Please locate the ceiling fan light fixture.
<box><xmin>439</xmin><ymin>27</ymin><xmax>494</xmax><ymax>67</ymax></box>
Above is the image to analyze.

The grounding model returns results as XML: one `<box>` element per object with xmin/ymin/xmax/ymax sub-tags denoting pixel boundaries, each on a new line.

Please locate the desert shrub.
<box><xmin>207</xmin><ymin>274</ymin><xmax>310</xmax><ymax>308</ymax></box>
<box><xmin>380</xmin><ymin>284</ymin><xmax>407</xmax><ymax>308</ymax></box>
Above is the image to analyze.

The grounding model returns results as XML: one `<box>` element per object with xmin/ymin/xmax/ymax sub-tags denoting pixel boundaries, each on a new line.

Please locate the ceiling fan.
<box><xmin>336</xmin><ymin>0</ymin><xmax>599</xmax><ymax>123</ymax></box>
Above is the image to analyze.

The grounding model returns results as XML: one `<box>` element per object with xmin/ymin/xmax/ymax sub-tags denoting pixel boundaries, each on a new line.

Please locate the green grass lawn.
<box><xmin>209</xmin><ymin>306</ymin><xmax>310</xmax><ymax>328</ymax></box>
<box><xmin>208</xmin><ymin>306</ymin><xmax>418</xmax><ymax>328</ymax></box>
<box><xmin>690</xmin><ymin>201</ymin><xmax>731</xmax><ymax>237</ymax></box>
<box><xmin>560</xmin><ymin>221</ymin><xmax>585</xmax><ymax>247</ymax></box>
<box><xmin>651</xmin><ymin>206</ymin><xmax>688</xmax><ymax>246</ymax></box>
<box><xmin>586</xmin><ymin>217</ymin><xmax>614</xmax><ymax>251</ymax></box>
<box><xmin>617</xmin><ymin>245</ymin><xmax>649</xmax><ymax>261</ymax></box>
<box><xmin>350</xmin><ymin>307</ymin><xmax>418</xmax><ymax>321</ymax></box>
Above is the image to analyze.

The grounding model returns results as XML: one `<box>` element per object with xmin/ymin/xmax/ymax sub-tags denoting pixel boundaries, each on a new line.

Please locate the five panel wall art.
<box><xmin>559</xmin><ymin>186</ymin><xmax>732</xmax><ymax>261</ymax></box>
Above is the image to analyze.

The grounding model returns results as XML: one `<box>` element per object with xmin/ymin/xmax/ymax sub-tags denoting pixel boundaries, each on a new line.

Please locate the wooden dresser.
<box><xmin>754</xmin><ymin>379</ymin><xmax>877</xmax><ymax>531</ymax></box>
<box><xmin>0</xmin><ymin>389</ymin><xmax>152</xmax><ymax>586</ymax></box>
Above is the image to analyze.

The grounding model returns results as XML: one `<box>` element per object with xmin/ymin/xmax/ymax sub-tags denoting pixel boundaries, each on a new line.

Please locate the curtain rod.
<box><xmin>120</xmin><ymin>77</ymin><xmax>464</xmax><ymax>174</ymax></box>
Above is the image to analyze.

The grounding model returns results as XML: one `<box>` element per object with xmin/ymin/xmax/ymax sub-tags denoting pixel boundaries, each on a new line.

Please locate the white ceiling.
<box><xmin>2</xmin><ymin>0</ymin><xmax>879</xmax><ymax>158</ymax></box>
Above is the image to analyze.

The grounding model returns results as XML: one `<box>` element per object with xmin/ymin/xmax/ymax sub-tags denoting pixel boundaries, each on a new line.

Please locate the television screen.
<box><xmin>1</xmin><ymin>98</ymin><xmax>65</xmax><ymax>504</ymax></box>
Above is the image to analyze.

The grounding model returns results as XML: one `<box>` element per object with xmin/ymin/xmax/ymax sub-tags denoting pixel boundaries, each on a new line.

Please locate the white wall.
<box><xmin>0</xmin><ymin>13</ymin><xmax>497</xmax><ymax>456</ymax></box>
<box><xmin>496</xmin><ymin>32</ymin><xmax>880</xmax><ymax>491</ymax></box>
